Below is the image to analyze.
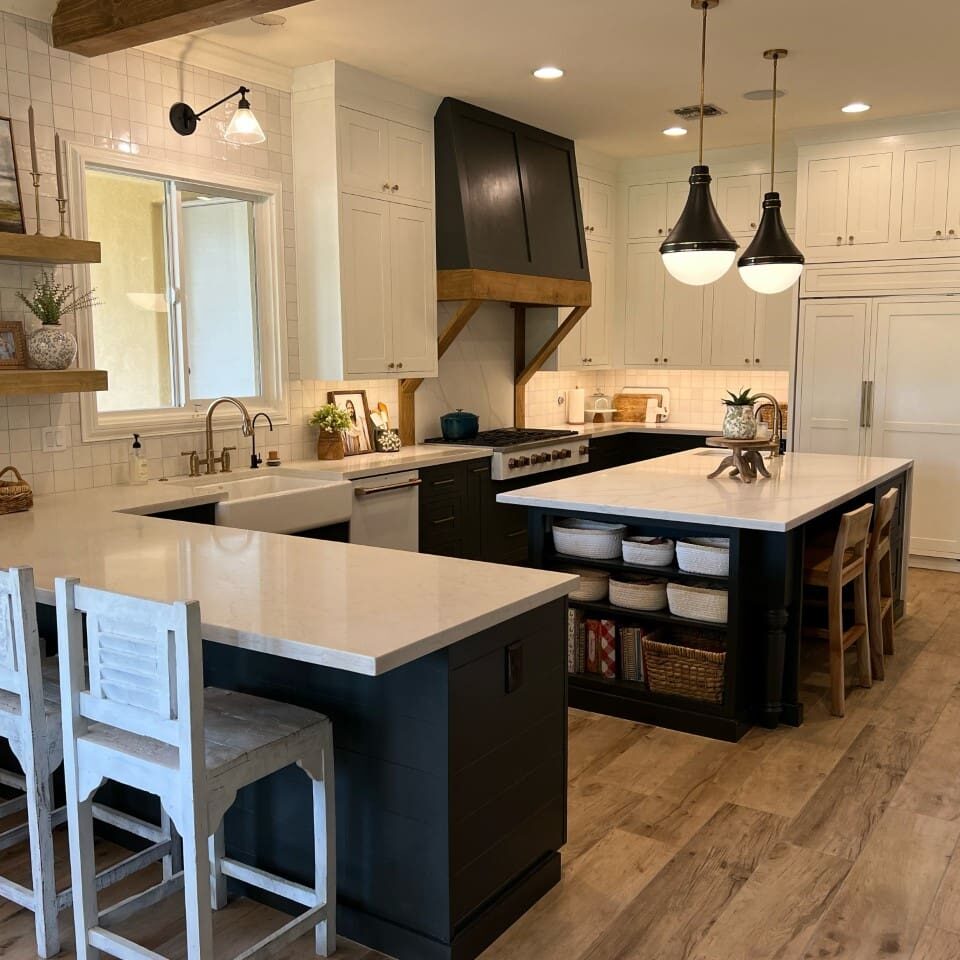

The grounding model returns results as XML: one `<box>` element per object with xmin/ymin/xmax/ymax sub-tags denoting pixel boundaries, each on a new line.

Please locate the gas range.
<box><xmin>424</xmin><ymin>428</ymin><xmax>589</xmax><ymax>480</ymax></box>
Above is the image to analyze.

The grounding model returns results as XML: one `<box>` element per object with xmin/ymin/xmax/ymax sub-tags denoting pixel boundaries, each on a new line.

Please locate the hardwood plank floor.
<box><xmin>1</xmin><ymin>567</ymin><xmax>959</xmax><ymax>960</ymax></box>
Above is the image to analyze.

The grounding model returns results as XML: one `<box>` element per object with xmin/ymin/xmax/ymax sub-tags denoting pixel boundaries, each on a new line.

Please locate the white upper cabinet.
<box><xmin>761</xmin><ymin>170</ymin><xmax>797</xmax><ymax>231</ymax></box>
<box><xmin>661</xmin><ymin>271</ymin><xmax>705</xmax><ymax>367</ymax></box>
<box><xmin>754</xmin><ymin>284</ymin><xmax>796</xmax><ymax>370</ymax></box>
<box><xmin>846</xmin><ymin>153</ymin><xmax>892</xmax><ymax>245</ymax></box>
<box><xmin>900</xmin><ymin>147</ymin><xmax>950</xmax><ymax>242</ymax></box>
<box><xmin>666</xmin><ymin>180</ymin><xmax>689</xmax><ymax>233</ymax></box>
<box><xmin>944</xmin><ymin>146</ymin><xmax>960</xmax><ymax>241</ymax></box>
<box><xmin>559</xmin><ymin>239</ymin><xmax>613</xmax><ymax>369</ymax></box>
<box><xmin>627</xmin><ymin>183</ymin><xmax>668</xmax><ymax>240</ymax></box>
<box><xmin>716</xmin><ymin>174</ymin><xmax>762</xmax><ymax>234</ymax></box>
<box><xmin>338</xmin><ymin>107</ymin><xmax>433</xmax><ymax>205</ymax></box>
<box><xmin>708</xmin><ymin>267</ymin><xmax>758</xmax><ymax>367</ymax></box>
<box><xmin>293</xmin><ymin>64</ymin><xmax>438</xmax><ymax>381</ymax></box>
<box><xmin>804</xmin><ymin>157</ymin><xmax>851</xmax><ymax>247</ymax></box>
<box><xmin>581</xmin><ymin>177</ymin><xmax>615</xmax><ymax>240</ymax></box>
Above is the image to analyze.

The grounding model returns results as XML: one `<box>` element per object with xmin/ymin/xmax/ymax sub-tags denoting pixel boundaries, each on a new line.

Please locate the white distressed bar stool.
<box><xmin>0</xmin><ymin>566</ymin><xmax>176</xmax><ymax>958</ymax></box>
<box><xmin>56</xmin><ymin>577</ymin><xmax>336</xmax><ymax>960</ymax></box>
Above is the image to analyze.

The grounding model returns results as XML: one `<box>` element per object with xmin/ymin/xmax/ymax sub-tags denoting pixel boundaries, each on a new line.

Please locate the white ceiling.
<box><xmin>10</xmin><ymin>0</ymin><xmax>960</xmax><ymax>157</ymax></box>
<box><xmin>188</xmin><ymin>0</ymin><xmax>960</xmax><ymax>157</ymax></box>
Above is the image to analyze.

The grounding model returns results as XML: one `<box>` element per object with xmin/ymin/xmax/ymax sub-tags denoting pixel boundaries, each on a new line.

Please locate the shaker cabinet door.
<box><xmin>581</xmin><ymin>240</ymin><xmax>612</xmax><ymax>366</ymax></box>
<box><xmin>661</xmin><ymin>271</ymin><xmax>705</xmax><ymax>368</ymax></box>
<box><xmin>716</xmin><ymin>174</ymin><xmax>762</xmax><ymax>234</ymax></box>
<box><xmin>846</xmin><ymin>152</ymin><xmax>893</xmax><ymax>245</ymax></box>
<box><xmin>388</xmin><ymin>121</ymin><xmax>433</xmax><ymax>204</ymax></box>
<box><xmin>340</xmin><ymin>194</ymin><xmax>393</xmax><ymax>375</ymax></box>
<box><xmin>624</xmin><ymin>243</ymin><xmax>664</xmax><ymax>366</ymax></box>
<box><xmin>796</xmin><ymin>300</ymin><xmax>870</xmax><ymax>455</ymax></box>
<box><xmin>586</xmin><ymin>180</ymin><xmax>615</xmax><ymax>240</ymax></box>
<box><xmin>900</xmin><ymin>147</ymin><xmax>950</xmax><ymax>243</ymax></box>
<box><xmin>627</xmin><ymin>183</ymin><xmax>667</xmax><ymax>240</ymax></box>
<box><xmin>339</xmin><ymin>108</ymin><xmax>390</xmax><ymax>197</ymax></box>
<box><xmin>753</xmin><ymin>283</ymin><xmax>796</xmax><ymax>370</ymax></box>
<box><xmin>389</xmin><ymin>203</ymin><xmax>437</xmax><ymax>376</ymax></box>
<box><xmin>804</xmin><ymin>157</ymin><xmax>850</xmax><ymax>248</ymax></box>
<box><xmin>708</xmin><ymin>267</ymin><xmax>757</xmax><ymax>368</ymax></box>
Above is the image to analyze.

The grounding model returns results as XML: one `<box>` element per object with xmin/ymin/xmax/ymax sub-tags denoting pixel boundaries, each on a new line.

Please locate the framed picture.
<box><xmin>0</xmin><ymin>118</ymin><xmax>25</xmax><ymax>235</ymax></box>
<box><xmin>328</xmin><ymin>390</ymin><xmax>374</xmax><ymax>456</ymax></box>
<box><xmin>0</xmin><ymin>321</ymin><xmax>26</xmax><ymax>368</ymax></box>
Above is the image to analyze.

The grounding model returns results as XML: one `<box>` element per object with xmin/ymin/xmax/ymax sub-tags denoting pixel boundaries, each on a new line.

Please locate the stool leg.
<box><xmin>161</xmin><ymin>807</ymin><xmax>182</xmax><ymax>880</ymax></box>
<box><xmin>867</xmin><ymin>558</ymin><xmax>885</xmax><ymax>682</ymax></box>
<box><xmin>828</xmin><ymin>579</ymin><xmax>847</xmax><ymax>717</ymax></box>
<box><xmin>65</xmin><ymin>794</ymin><xmax>101</xmax><ymax>960</ymax></box>
<box><xmin>181</xmin><ymin>805</ymin><xmax>214</xmax><ymax>959</ymax></box>
<box><xmin>881</xmin><ymin>550</ymin><xmax>896</xmax><ymax>655</ymax></box>
<box><xmin>23</xmin><ymin>755</ymin><xmax>58</xmax><ymax>958</ymax></box>
<box><xmin>854</xmin><ymin>571</ymin><xmax>872</xmax><ymax>690</ymax></box>
<box><xmin>314</xmin><ymin>727</ymin><xmax>336</xmax><ymax>957</ymax></box>
<box><xmin>209</xmin><ymin>822</ymin><xmax>227</xmax><ymax>910</ymax></box>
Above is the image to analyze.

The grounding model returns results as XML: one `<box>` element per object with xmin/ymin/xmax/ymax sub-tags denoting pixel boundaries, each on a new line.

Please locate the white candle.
<box><xmin>27</xmin><ymin>105</ymin><xmax>38</xmax><ymax>173</ymax></box>
<box><xmin>55</xmin><ymin>132</ymin><xmax>63</xmax><ymax>198</ymax></box>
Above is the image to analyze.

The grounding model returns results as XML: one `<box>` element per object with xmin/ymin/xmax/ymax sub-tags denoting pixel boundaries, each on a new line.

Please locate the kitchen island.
<box><xmin>0</xmin><ymin>480</ymin><xmax>576</xmax><ymax>960</ymax></box>
<box><xmin>498</xmin><ymin>450</ymin><xmax>913</xmax><ymax>741</ymax></box>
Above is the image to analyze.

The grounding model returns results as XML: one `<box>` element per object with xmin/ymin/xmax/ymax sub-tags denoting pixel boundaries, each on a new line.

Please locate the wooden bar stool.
<box><xmin>867</xmin><ymin>488</ymin><xmax>899</xmax><ymax>681</ymax></box>
<box><xmin>55</xmin><ymin>578</ymin><xmax>336</xmax><ymax>960</ymax></box>
<box><xmin>0</xmin><ymin>566</ymin><xmax>175</xmax><ymax>958</ymax></box>
<box><xmin>803</xmin><ymin>503</ymin><xmax>875</xmax><ymax>717</ymax></box>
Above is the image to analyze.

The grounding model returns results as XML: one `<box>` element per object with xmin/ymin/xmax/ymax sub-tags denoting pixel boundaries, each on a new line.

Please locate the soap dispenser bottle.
<box><xmin>128</xmin><ymin>434</ymin><xmax>149</xmax><ymax>484</ymax></box>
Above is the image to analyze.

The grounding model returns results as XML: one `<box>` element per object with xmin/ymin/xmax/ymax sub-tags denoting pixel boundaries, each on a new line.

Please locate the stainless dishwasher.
<box><xmin>349</xmin><ymin>470</ymin><xmax>421</xmax><ymax>551</ymax></box>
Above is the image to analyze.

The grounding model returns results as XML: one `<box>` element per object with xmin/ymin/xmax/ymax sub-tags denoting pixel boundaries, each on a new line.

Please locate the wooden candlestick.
<box><xmin>30</xmin><ymin>172</ymin><xmax>41</xmax><ymax>236</ymax></box>
<box><xmin>57</xmin><ymin>197</ymin><xmax>68</xmax><ymax>238</ymax></box>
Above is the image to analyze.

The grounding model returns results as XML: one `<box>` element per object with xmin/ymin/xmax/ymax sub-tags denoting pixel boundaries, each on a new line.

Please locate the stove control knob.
<box><xmin>552</xmin><ymin>450</ymin><xmax>563</xmax><ymax>461</ymax></box>
<box><xmin>532</xmin><ymin>453</ymin><xmax>546</xmax><ymax>464</ymax></box>
<box><xmin>579</xmin><ymin>445</ymin><xmax>589</xmax><ymax>456</ymax></box>
<box><xmin>508</xmin><ymin>458</ymin><xmax>519</xmax><ymax>469</ymax></box>
<box><xmin>519</xmin><ymin>456</ymin><xmax>531</xmax><ymax>467</ymax></box>
<box><xmin>561</xmin><ymin>448</ymin><xmax>572</xmax><ymax>459</ymax></box>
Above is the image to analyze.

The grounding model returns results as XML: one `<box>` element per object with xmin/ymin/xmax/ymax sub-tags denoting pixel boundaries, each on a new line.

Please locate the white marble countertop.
<box><xmin>282</xmin><ymin>444</ymin><xmax>492</xmax><ymax>480</ymax></box>
<box><xmin>543</xmin><ymin>421</ymin><xmax>720</xmax><ymax>439</ymax></box>
<box><xmin>497</xmin><ymin>450</ymin><xmax>913</xmax><ymax>532</ymax></box>
<box><xmin>1</xmin><ymin>480</ymin><xmax>575</xmax><ymax>675</ymax></box>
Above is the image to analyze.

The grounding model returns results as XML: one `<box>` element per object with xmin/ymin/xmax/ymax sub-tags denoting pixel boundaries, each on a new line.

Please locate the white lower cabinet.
<box><xmin>796</xmin><ymin>297</ymin><xmax>960</xmax><ymax>558</ymax></box>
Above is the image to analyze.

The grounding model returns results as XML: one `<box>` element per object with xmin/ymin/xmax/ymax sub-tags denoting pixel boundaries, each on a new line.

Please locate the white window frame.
<box><xmin>67</xmin><ymin>142</ymin><xmax>289</xmax><ymax>441</ymax></box>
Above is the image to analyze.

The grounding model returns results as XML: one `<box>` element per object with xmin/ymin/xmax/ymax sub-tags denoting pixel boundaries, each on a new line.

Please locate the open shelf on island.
<box><xmin>0</xmin><ymin>234</ymin><xmax>101</xmax><ymax>265</ymax></box>
<box><xmin>548</xmin><ymin>551</ymin><xmax>728</xmax><ymax>585</ymax></box>
<box><xmin>568</xmin><ymin>597</ymin><xmax>728</xmax><ymax>632</ymax></box>
<box><xmin>0</xmin><ymin>369</ymin><xmax>108</xmax><ymax>396</ymax></box>
<box><xmin>569</xmin><ymin>671</ymin><xmax>725</xmax><ymax>715</ymax></box>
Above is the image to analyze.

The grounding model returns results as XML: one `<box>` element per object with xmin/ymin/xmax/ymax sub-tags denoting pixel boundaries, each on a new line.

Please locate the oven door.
<box><xmin>350</xmin><ymin>471</ymin><xmax>421</xmax><ymax>552</ymax></box>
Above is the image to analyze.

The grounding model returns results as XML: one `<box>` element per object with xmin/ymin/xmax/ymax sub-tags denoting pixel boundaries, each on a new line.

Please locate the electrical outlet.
<box><xmin>41</xmin><ymin>426</ymin><xmax>68</xmax><ymax>453</ymax></box>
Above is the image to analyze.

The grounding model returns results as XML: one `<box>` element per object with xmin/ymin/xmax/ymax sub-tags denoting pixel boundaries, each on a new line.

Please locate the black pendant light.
<box><xmin>660</xmin><ymin>0</ymin><xmax>738</xmax><ymax>286</ymax></box>
<box><xmin>738</xmin><ymin>50</ymin><xmax>805</xmax><ymax>294</ymax></box>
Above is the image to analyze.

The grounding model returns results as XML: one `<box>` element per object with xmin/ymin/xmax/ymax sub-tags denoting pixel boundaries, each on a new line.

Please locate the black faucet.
<box><xmin>250</xmin><ymin>412</ymin><xmax>274</xmax><ymax>468</ymax></box>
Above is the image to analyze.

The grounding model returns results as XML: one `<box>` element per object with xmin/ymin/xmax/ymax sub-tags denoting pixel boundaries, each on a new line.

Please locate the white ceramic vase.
<box><xmin>722</xmin><ymin>404</ymin><xmax>758</xmax><ymax>440</ymax></box>
<box><xmin>27</xmin><ymin>324</ymin><xmax>77</xmax><ymax>370</ymax></box>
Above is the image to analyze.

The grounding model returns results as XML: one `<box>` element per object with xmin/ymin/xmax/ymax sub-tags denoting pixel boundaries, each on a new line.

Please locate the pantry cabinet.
<box><xmin>292</xmin><ymin>63</ymin><xmax>438</xmax><ymax>381</ymax></box>
<box><xmin>559</xmin><ymin>238</ymin><xmax>614</xmax><ymax>369</ymax></box>
<box><xmin>796</xmin><ymin>296</ymin><xmax>960</xmax><ymax>558</ymax></box>
<box><xmin>579</xmin><ymin>177</ymin><xmax>615</xmax><ymax>240</ymax></box>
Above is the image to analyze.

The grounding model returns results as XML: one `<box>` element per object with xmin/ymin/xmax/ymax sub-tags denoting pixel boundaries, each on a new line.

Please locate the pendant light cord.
<box><xmin>770</xmin><ymin>53</ymin><xmax>779</xmax><ymax>192</ymax></box>
<box><xmin>698</xmin><ymin>1</ymin><xmax>708</xmax><ymax>165</ymax></box>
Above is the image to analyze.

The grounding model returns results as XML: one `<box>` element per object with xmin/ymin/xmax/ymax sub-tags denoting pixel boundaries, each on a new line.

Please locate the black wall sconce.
<box><xmin>169</xmin><ymin>86</ymin><xmax>266</xmax><ymax>145</ymax></box>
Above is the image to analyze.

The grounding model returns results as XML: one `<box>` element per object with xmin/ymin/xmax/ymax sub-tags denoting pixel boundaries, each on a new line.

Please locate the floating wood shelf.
<box><xmin>0</xmin><ymin>369</ymin><xmax>108</xmax><ymax>396</ymax></box>
<box><xmin>0</xmin><ymin>234</ymin><xmax>101</xmax><ymax>265</ymax></box>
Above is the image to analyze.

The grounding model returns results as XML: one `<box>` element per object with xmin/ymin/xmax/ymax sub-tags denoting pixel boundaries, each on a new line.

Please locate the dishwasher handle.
<box><xmin>354</xmin><ymin>477</ymin><xmax>422</xmax><ymax>498</ymax></box>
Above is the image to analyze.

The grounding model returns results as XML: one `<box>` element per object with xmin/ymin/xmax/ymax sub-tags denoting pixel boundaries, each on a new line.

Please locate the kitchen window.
<box><xmin>69</xmin><ymin>146</ymin><xmax>287</xmax><ymax>439</ymax></box>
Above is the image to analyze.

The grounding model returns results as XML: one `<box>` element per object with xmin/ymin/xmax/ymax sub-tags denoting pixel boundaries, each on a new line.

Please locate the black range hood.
<box><xmin>435</xmin><ymin>97</ymin><xmax>590</xmax><ymax>284</ymax></box>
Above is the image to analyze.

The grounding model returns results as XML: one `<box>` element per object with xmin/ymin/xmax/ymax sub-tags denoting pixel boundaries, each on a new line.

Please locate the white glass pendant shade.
<box><xmin>663</xmin><ymin>249</ymin><xmax>737</xmax><ymax>286</ymax></box>
<box><xmin>225</xmin><ymin>105</ymin><xmax>265</xmax><ymax>145</ymax></box>
<box><xmin>738</xmin><ymin>260</ymin><xmax>803</xmax><ymax>295</ymax></box>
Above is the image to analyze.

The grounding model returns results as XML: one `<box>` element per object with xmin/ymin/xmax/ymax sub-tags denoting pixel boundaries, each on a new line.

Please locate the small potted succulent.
<box><xmin>309</xmin><ymin>403</ymin><xmax>353</xmax><ymax>460</ymax></box>
<box><xmin>721</xmin><ymin>387</ymin><xmax>759</xmax><ymax>440</ymax></box>
<box><xmin>17</xmin><ymin>270</ymin><xmax>100</xmax><ymax>370</ymax></box>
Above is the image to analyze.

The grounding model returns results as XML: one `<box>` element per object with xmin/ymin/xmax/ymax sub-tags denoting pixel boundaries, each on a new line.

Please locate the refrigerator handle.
<box><xmin>866</xmin><ymin>381</ymin><xmax>875</xmax><ymax>429</ymax></box>
<box><xmin>859</xmin><ymin>381</ymin><xmax>868</xmax><ymax>429</ymax></box>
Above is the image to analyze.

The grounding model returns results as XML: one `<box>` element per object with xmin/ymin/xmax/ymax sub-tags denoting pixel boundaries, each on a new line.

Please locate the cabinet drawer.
<box><xmin>419</xmin><ymin>496</ymin><xmax>468</xmax><ymax>553</ymax></box>
<box><xmin>419</xmin><ymin>462</ymin><xmax>468</xmax><ymax>502</ymax></box>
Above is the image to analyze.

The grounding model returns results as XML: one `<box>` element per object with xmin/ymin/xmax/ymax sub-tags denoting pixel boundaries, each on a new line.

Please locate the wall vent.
<box><xmin>672</xmin><ymin>103</ymin><xmax>726</xmax><ymax>121</ymax></box>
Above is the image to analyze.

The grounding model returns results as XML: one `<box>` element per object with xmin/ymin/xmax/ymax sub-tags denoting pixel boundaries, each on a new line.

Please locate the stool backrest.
<box><xmin>835</xmin><ymin>502</ymin><xmax>874</xmax><ymax>570</ymax></box>
<box><xmin>870</xmin><ymin>488</ymin><xmax>899</xmax><ymax>555</ymax></box>
<box><xmin>55</xmin><ymin>578</ymin><xmax>203</xmax><ymax>750</ymax></box>
<box><xmin>0</xmin><ymin>566</ymin><xmax>44</xmax><ymax>711</ymax></box>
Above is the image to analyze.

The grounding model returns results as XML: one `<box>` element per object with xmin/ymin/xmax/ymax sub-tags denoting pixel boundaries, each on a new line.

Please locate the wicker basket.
<box><xmin>612</xmin><ymin>394</ymin><xmax>649</xmax><ymax>422</ymax></box>
<box><xmin>642</xmin><ymin>634</ymin><xmax>726</xmax><ymax>703</ymax></box>
<box><xmin>567</xmin><ymin>568</ymin><xmax>610</xmax><ymax>602</ymax></box>
<box><xmin>622</xmin><ymin>536</ymin><xmax>675</xmax><ymax>567</ymax></box>
<box><xmin>676</xmin><ymin>537</ymin><xmax>730</xmax><ymax>576</ymax></box>
<box><xmin>610</xmin><ymin>577</ymin><xmax>668</xmax><ymax>611</ymax></box>
<box><xmin>0</xmin><ymin>466</ymin><xmax>33</xmax><ymax>516</ymax></box>
<box><xmin>667</xmin><ymin>583</ymin><xmax>728</xmax><ymax>623</ymax></box>
<box><xmin>757</xmin><ymin>402</ymin><xmax>788</xmax><ymax>432</ymax></box>
<box><xmin>552</xmin><ymin>519</ymin><xmax>627</xmax><ymax>560</ymax></box>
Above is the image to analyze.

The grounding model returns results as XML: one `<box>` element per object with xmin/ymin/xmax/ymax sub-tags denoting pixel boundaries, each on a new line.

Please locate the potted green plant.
<box><xmin>309</xmin><ymin>403</ymin><xmax>353</xmax><ymax>460</ymax></box>
<box><xmin>721</xmin><ymin>387</ymin><xmax>759</xmax><ymax>440</ymax></box>
<box><xmin>17</xmin><ymin>270</ymin><xmax>100</xmax><ymax>370</ymax></box>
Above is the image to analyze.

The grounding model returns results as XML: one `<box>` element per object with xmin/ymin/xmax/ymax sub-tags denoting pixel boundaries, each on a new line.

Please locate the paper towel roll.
<box><xmin>567</xmin><ymin>388</ymin><xmax>585</xmax><ymax>424</ymax></box>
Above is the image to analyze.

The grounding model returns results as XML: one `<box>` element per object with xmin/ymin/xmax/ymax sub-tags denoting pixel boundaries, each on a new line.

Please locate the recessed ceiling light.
<box><xmin>532</xmin><ymin>66</ymin><xmax>564</xmax><ymax>80</ymax></box>
<box><xmin>842</xmin><ymin>101</ymin><xmax>871</xmax><ymax>114</ymax></box>
<box><xmin>663</xmin><ymin>126</ymin><xmax>688</xmax><ymax>137</ymax></box>
<box><xmin>250</xmin><ymin>13</ymin><xmax>286</xmax><ymax>26</ymax></box>
<box><xmin>743</xmin><ymin>88</ymin><xmax>785</xmax><ymax>101</ymax></box>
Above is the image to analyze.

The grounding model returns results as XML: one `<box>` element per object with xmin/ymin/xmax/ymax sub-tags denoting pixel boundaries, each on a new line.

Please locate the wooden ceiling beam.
<box><xmin>52</xmin><ymin>0</ymin><xmax>307</xmax><ymax>57</ymax></box>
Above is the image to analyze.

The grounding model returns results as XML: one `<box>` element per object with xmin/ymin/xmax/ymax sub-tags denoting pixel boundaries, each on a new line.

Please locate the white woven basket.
<box><xmin>609</xmin><ymin>577</ymin><xmax>668</xmax><ymax>611</ymax></box>
<box><xmin>553</xmin><ymin>519</ymin><xmax>627</xmax><ymax>560</ymax></box>
<box><xmin>667</xmin><ymin>583</ymin><xmax>728</xmax><ymax>624</ymax></box>
<box><xmin>676</xmin><ymin>537</ymin><xmax>731</xmax><ymax>576</ymax></box>
<box><xmin>622</xmin><ymin>536</ymin><xmax>675</xmax><ymax>567</ymax></box>
<box><xmin>567</xmin><ymin>568</ymin><xmax>610</xmax><ymax>602</ymax></box>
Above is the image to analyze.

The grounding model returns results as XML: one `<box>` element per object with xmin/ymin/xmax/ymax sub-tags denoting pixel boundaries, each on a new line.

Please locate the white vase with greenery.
<box><xmin>17</xmin><ymin>270</ymin><xmax>100</xmax><ymax>370</ymax></box>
